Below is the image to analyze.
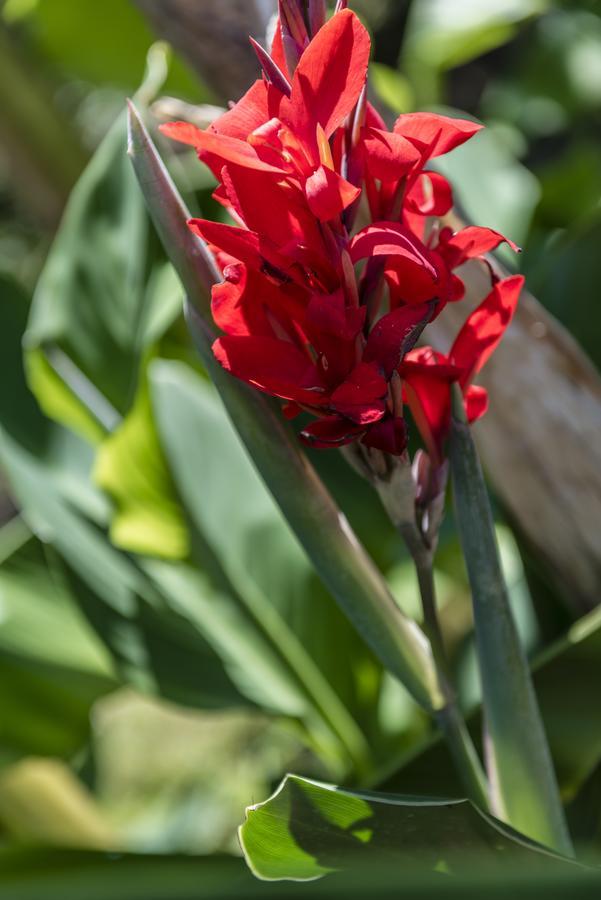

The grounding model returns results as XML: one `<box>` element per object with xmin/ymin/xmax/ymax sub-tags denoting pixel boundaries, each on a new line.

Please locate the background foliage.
<box><xmin>0</xmin><ymin>0</ymin><xmax>600</xmax><ymax>894</ymax></box>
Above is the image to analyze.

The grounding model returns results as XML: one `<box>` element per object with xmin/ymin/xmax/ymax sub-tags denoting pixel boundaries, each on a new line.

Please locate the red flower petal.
<box><xmin>402</xmin><ymin>366</ymin><xmax>451</xmax><ymax>466</ymax></box>
<box><xmin>464</xmin><ymin>384</ymin><xmax>488</xmax><ymax>423</ymax></box>
<box><xmin>213</xmin><ymin>335</ymin><xmax>325</xmax><ymax>404</ymax></box>
<box><xmin>394</xmin><ymin>113</ymin><xmax>482</xmax><ymax>159</ymax></box>
<box><xmin>159</xmin><ymin>122</ymin><xmax>286</xmax><ymax>173</ymax></box>
<box><xmin>300</xmin><ymin>415</ymin><xmax>364</xmax><ymax>448</ymax></box>
<box><xmin>220</xmin><ymin>164</ymin><xmax>326</xmax><ymax>261</ymax></box>
<box><xmin>306</xmin><ymin>291</ymin><xmax>365</xmax><ymax>340</ymax></box>
<box><xmin>364</xmin><ymin>302</ymin><xmax>434</xmax><ymax>378</ymax></box>
<box><xmin>305</xmin><ymin>165</ymin><xmax>361</xmax><ymax>220</ymax></box>
<box><xmin>361</xmin><ymin>127</ymin><xmax>421</xmax><ymax>182</ymax></box>
<box><xmin>209</xmin><ymin>80</ymin><xmax>271</xmax><ymax>140</ymax></box>
<box><xmin>329</xmin><ymin>361</ymin><xmax>387</xmax><ymax>424</ymax></box>
<box><xmin>270</xmin><ymin>18</ymin><xmax>291</xmax><ymax>80</ymax></box>
<box><xmin>385</xmin><ymin>249</ymin><xmax>447</xmax><ymax>307</ymax></box>
<box><xmin>361</xmin><ymin>415</ymin><xmax>408</xmax><ymax>455</ymax></box>
<box><xmin>349</xmin><ymin>222</ymin><xmax>438</xmax><ymax>280</ymax></box>
<box><xmin>211</xmin><ymin>263</ymin><xmax>306</xmax><ymax>339</ymax></box>
<box><xmin>439</xmin><ymin>225</ymin><xmax>521</xmax><ymax>269</ymax></box>
<box><xmin>406</xmin><ymin>172</ymin><xmax>453</xmax><ymax>217</ymax></box>
<box><xmin>288</xmin><ymin>9</ymin><xmax>370</xmax><ymax>161</ymax></box>
<box><xmin>450</xmin><ymin>274</ymin><xmax>524</xmax><ymax>384</ymax></box>
<box><xmin>189</xmin><ymin>219</ymin><xmax>262</xmax><ymax>269</ymax></box>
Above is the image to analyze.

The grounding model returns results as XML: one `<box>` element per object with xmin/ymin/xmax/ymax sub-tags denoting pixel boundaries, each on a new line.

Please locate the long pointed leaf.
<box><xmin>449</xmin><ymin>396</ymin><xmax>572</xmax><ymax>855</ymax></box>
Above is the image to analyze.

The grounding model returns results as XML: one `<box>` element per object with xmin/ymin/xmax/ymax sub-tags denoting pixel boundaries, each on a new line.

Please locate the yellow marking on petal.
<box><xmin>316</xmin><ymin>124</ymin><xmax>334</xmax><ymax>170</ymax></box>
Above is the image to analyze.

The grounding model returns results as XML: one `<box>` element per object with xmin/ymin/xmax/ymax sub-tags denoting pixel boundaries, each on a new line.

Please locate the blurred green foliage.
<box><xmin>0</xmin><ymin>0</ymin><xmax>600</xmax><ymax>893</ymax></box>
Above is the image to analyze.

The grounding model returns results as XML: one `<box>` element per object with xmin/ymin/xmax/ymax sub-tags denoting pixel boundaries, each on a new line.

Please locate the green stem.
<box><xmin>398</xmin><ymin>520</ymin><xmax>489</xmax><ymax>811</ymax></box>
<box><xmin>369</xmin><ymin>453</ymin><xmax>489</xmax><ymax>809</ymax></box>
<box><xmin>449</xmin><ymin>387</ymin><xmax>573</xmax><ymax>856</ymax></box>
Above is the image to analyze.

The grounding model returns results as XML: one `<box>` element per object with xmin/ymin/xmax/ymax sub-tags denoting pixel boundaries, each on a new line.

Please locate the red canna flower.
<box><xmin>160</xmin><ymin>3</ymin><xmax>524</xmax><ymax>464</ymax></box>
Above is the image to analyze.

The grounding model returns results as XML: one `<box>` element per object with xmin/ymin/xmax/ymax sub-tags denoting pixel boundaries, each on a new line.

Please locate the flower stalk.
<box><xmin>346</xmin><ymin>444</ymin><xmax>489</xmax><ymax>810</ymax></box>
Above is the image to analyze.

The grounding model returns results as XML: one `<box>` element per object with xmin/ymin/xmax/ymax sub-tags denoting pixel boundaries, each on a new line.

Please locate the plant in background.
<box><xmin>126</xmin><ymin>0</ymin><xmax>582</xmax><ymax>876</ymax></box>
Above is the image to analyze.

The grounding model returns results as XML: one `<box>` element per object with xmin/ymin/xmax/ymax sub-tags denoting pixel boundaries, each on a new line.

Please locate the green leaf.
<box><xmin>403</xmin><ymin>0</ymin><xmax>548</xmax><ymax>73</ymax></box>
<box><xmin>379</xmin><ymin>602</ymin><xmax>601</xmax><ymax>815</ymax></box>
<box><xmin>94</xmin><ymin>361</ymin><xmax>189</xmax><ymax>560</ymax></box>
<box><xmin>240</xmin><ymin>774</ymin><xmax>580</xmax><ymax>883</ymax></box>
<box><xmin>0</xmin><ymin>529</ymin><xmax>117</xmax><ymax>766</ymax></box>
<box><xmin>449</xmin><ymin>403</ymin><xmax>571</xmax><ymax>855</ymax></box>
<box><xmin>24</xmin><ymin>110</ymin><xmax>181</xmax><ymax>437</ymax></box>
<box><xmin>26</xmin><ymin>0</ymin><xmax>205</xmax><ymax>97</ymax></box>
<box><xmin>127</xmin><ymin>101</ymin><xmax>443</xmax><ymax>717</ymax></box>
<box><xmin>149</xmin><ymin>360</ymin><xmax>377</xmax><ymax>773</ymax></box>
<box><xmin>369</xmin><ymin>63</ymin><xmax>414</xmax><ymax>114</ymax></box>
<box><xmin>0</xmin><ymin>421</ymin><xmax>252</xmax><ymax>712</ymax></box>
<box><xmin>435</xmin><ymin>120</ymin><xmax>540</xmax><ymax>249</ymax></box>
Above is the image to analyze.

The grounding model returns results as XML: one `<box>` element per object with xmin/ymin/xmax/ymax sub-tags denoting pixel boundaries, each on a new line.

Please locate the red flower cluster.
<box><xmin>161</xmin><ymin>3</ymin><xmax>523</xmax><ymax>464</ymax></box>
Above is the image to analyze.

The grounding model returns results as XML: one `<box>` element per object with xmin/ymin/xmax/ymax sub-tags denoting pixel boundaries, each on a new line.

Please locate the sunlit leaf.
<box><xmin>94</xmin><ymin>362</ymin><xmax>189</xmax><ymax>560</ymax></box>
<box><xmin>240</xmin><ymin>774</ymin><xmax>580</xmax><ymax>882</ymax></box>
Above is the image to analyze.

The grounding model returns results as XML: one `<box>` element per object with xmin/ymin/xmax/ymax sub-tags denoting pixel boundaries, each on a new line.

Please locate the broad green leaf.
<box><xmin>94</xmin><ymin>362</ymin><xmax>189</xmax><ymax>560</ymax></box>
<box><xmin>0</xmin><ymin>533</ymin><xmax>117</xmax><ymax>767</ymax></box>
<box><xmin>240</xmin><ymin>774</ymin><xmax>580</xmax><ymax>882</ymax></box>
<box><xmin>1</xmin><ymin>846</ymin><xmax>600</xmax><ymax>900</ymax></box>
<box><xmin>149</xmin><ymin>361</ymin><xmax>376</xmax><ymax>774</ymax></box>
<box><xmin>24</xmin><ymin>110</ymin><xmax>181</xmax><ymax>437</ymax></box>
<box><xmin>403</xmin><ymin>0</ymin><xmax>548</xmax><ymax>74</ymax></box>
<box><xmin>0</xmin><ymin>271</ymin><xmax>109</xmax><ymax>524</ymax></box>
<box><xmin>0</xmin><ymin>424</ymin><xmax>251</xmax><ymax>712</ymax></box>
<box><xmin>24</xmin><ymin>0</ymin><xmax>204</xmax><ymax>97</ymax></box>
<box><xmin>369</xmin><ymin>63</ymin><xmax>414</xmax><ymax>114</ymax></box>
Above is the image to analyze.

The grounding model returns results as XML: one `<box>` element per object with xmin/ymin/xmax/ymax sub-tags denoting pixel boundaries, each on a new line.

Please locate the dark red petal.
<box><xmin>300</xmin><ymin>415</ymin><xmax>364</xmax><ymax>448</ymax></box>
<box><xmin>288</xmin><ymin>9</ymin><xmax>370</xmax><ymax>160</ymax></box>
<box><xmin>450</xmin><ymin>274</ymin><xmax>524</xmax><ymax>384</ymax></box>
<box><xmin>364</xmin><ymin>302</ymin><xmax>434</xmax><ymax>379</ymax></box>
<box><xmin>306</xmin><ymin>290</ymin><xmax>365</xmax><ymax>340</ymax></box>
<box><xmin>402</xmin><ymin>368</ymin><xmax>452</xmax><ymax>467</ymax></box>
<box><xmin>361</xmin><ymin>415</ymin><xmax>408</xmax><ymax>456</ymax></box>
<box><xmin>159</xmin><ymin>122</ymin><xmax>286</xmax><ymax>173</ymax></box>
<box><xmin>394</xmin><ymin>112</ymin><xmax>482</xmax><ymax>159</ymax></box>
<box><xmin>464</xmin><ymin>384</ymin><xmax>488</xmax><ymax>423</ymax></box>
<box><xmin>305</xmin><ymin>165</ymin><xmax>361</xmax><ymax>221</ymax></box>
<box><xmin>349</xmin><ymin>222</ymin><xmax>438</xmax><ymax>280</ymax></box>
<box><xmin>439</xmin><ymin>225</ymin><xmax>521</xmax><ymax>269</ymax></box>
<box><xmin>329</xmin><ymin>362</ymin><xmax>387</xmax><ymax>424</ymax></box>
<box><xmin>385</xmin><ymin>251</ymin><xmax>446</xmax><ymax>307</ymax></box>
<box><xmin>361</xmin><ymin>127</ymin><xmax>421</xmax><ymax>182</ymax></box>
<box><xmin>213</xmin><ymin>335</ymin><xmax>325</xmax><ymax>404</ymax></box>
